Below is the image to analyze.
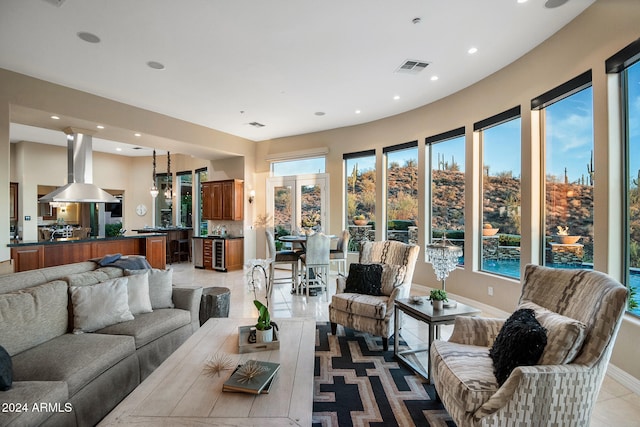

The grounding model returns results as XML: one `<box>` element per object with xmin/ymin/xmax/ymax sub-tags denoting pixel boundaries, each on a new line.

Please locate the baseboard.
<box><xmin>607</xmin><ymin>363</ymin><xmax>640</xmax><ymax>396</ymax></box>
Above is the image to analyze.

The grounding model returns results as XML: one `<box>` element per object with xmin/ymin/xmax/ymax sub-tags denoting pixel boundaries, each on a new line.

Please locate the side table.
<box><xmin>199</xmin><ymin>287</ymin><xmax>231</xmax><ymax>325</ymax></box>
<box><xmin>393</xmin><ymin>297</ymin><xmax>480</xmax><ymax>382</ymax></box>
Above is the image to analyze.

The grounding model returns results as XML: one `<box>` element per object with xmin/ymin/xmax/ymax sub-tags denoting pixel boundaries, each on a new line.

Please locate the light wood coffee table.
<box><xmin>99</xmin><ymin>317</ymin><xmax>316</xmax><ymax>426</ymax></box>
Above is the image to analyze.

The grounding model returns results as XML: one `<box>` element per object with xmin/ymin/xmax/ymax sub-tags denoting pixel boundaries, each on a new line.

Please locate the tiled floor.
<box><xmin>171</xmin><ymin>262</ymin><xmax>640</xmax><ymax>426</ymax></box>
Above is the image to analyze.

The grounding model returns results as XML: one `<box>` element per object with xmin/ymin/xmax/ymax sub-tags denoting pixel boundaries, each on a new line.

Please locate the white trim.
<box><xmin>265</xmin><ymin>147</ymin><xmax>329</xmax><ymax>162</ymax></box>
<box><xmin>606</xmin><ymin>363</ymin><xmax>640</xmax><ymax>396</ymax></box>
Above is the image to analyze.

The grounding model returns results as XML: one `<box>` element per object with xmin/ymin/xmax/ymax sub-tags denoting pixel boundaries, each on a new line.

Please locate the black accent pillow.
<box><xmin>344</xmin><ymin>263</ymin><xmax>383</xmax><ymax>296</ymax></box>
<box><xmin>489</xmin><ymin>308</ymin><xmax>547</xmax><ymax>386</ymax></box>
<box><xmin>0</xmin><ymin>345</ymin><xmax>12</xmax><ymax>391</ymax></box>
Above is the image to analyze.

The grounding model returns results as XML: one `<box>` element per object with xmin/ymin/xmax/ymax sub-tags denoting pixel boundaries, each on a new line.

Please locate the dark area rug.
<box><xmin>313</xmin><ymin>322</ymin><xmax>456</xmax><ymax>427</ymax></box>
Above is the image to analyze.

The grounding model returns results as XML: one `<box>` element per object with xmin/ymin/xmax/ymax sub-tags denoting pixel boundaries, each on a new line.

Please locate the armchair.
<box><xmin>329</xmin><ymin>240</ymin><xmax>419</xmax><ymax>350</ymax></box>
<box><xmin>430</xmin><ymin>264</ymin><xmax>628</xmax><ymax>427</ymax></box>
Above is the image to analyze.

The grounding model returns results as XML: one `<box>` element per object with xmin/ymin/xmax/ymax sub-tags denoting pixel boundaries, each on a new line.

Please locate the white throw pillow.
<box><xmin>70</xmin><ymin>278</ymin><xmax>134</xmax><ymax>333</ymax></box>
<box><xmin>125</xmin><ymin>273</ymin><xmax>153</xmax><ymax>315</ymax></box>
<box><xmin>125</xmin><ymin>268</ymin><xmax>174</xmax><ymax>309</ymax></box>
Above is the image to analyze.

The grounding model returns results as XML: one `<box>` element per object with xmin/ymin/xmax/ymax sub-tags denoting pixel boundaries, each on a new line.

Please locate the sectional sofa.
<box><xmin>0</xmin><ymin>260</ymin><xmax>203</xmax><ymax>427</ymax></box>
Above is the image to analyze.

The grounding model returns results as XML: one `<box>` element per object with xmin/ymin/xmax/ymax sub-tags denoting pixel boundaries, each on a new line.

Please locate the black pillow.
<box><xmin>489</xmin><ymin>308</ymin><xmax>547</xmax><ymax>386</ymax></box>
<box><xmin>0</xmin><ymin>345</ymin><xmax>12</xmax><ymax>391</ymax></box>
<box><xmin>344</xmin><ymin>263</ymin><xmax>383</xmax><ymax>296</ymax></box>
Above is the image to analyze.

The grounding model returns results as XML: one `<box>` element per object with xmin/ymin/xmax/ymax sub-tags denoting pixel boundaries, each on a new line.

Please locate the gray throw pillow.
<box><xmin>125</xmin><ymin>268</ymin><xmax>174</xmax><ymax>309</ymax></box>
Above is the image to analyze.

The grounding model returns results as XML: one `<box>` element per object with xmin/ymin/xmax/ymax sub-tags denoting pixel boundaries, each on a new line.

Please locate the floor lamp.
<box><xmin>426</xmin><ymin>233</ymin><xmax>462</xmax><ymax>308</ymax></box>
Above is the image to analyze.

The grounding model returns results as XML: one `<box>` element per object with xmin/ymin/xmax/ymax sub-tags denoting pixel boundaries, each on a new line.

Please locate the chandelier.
<box><xmin>426</xmin><ymin>232</ymin><xmax>462</xmax><ymax>307</ymax></box>
<box><xmin>149</xmin><ymin>150</ymin><xmax>159</xmax><ymax>198</ymax></box>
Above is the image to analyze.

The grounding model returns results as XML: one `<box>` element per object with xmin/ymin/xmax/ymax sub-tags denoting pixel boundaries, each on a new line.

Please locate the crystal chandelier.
<box><xmin>149</xmin><ymin>150</ymin><xmax>159</xmax><ymax>198</ymax></box>
<box><xmin>426</xmin><ymin>232</ymin><xmax>463</xmax><ymax>307</ymax></box>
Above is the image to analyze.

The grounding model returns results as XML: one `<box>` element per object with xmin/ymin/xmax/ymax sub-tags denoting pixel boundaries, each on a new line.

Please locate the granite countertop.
<box><xmin>133</xmin><ymin>227</ymin><xmax>193</xmax><ymax>232</ymax></box>
<box><xmin>8</xmin><ymin>233</ymin><xmax>165</xmax><ymax>247</ymax></box>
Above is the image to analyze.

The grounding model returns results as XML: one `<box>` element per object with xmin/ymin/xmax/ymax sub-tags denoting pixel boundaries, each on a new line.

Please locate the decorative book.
<box><xmin>222</xmin><ymin>360</ymin><xmax>280</xmax><ymax>395</ymax></box>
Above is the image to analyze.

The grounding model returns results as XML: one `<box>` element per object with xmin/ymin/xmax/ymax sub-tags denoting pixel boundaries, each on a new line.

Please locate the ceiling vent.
<box><xmin>396</xmin><ymin>60</ymin><xmax>430</xmax><ymax>74</ymax></box>
<box><xmin>248</xmin><ymin>122</ymin><xmax>266</xmax><ymax>128</ymax></box>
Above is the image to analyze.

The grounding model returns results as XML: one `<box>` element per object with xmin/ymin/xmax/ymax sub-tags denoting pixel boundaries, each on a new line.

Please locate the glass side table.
<box><xmin>393</xmin><ymin>297</ymin><xmax>480</xmax><ymax>383</ymax></box>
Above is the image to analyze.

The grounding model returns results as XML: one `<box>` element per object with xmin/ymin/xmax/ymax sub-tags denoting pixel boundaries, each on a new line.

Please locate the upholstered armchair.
<box><xmin>430</xmin><ymin>264</ymin><xmax>628</xmax><ymax>427</ymax></box>
<box><xmin>329</xmin><ymin>240</ymin><xmax>420</xmax><ymax>350</ymax></box>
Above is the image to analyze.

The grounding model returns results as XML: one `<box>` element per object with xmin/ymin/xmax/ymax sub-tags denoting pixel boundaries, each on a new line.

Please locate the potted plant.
<box><xmin>253</xmin><ymin>300</ymin><xmax>278</xmax><ymax>343</ymax></box>
<box><xmin>353</xmin><ymin>214</ymin><xmax>368</xmax><ymax>226</ymax></box>
<box><xmin>429</xmin><ymin>289</ymin><xmax>448</xmax><ymax>311</ymax></box>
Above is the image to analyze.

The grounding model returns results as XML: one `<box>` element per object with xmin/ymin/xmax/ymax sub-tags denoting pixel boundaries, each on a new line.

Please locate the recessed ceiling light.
<box><xmin>545</xmin><ymin>0</ymin><xmax>568</xmax><ymax>8</ymax></box>
<box><xmin>115</xmin><ymin>148</ymin><xmax>122</xmax><ymax>152</ymax></box>
<box><xmin>355</xmin><ymin>110</ymin><xmax>361</xmax><ymax>114</ymax></box>
<box><xmin>315</xmin><ymin>111</ymin><xmax>326</xmax><ymax>116</ymax></box>
<box><xmin>77</xmin><ymin>32</ymin><xmax>100</xmax><ymax>44</ymax></box>
<box><xmin>431</xmin><ymin>75</ymin><xmax>439</xmax><ymax>81</ymax></box>
<box><xmin>96</xmin><ymin>125</ymin><xmax>104</xmax><ymax>129</ymax></box>
<box><xmin>147</xmin><ymin>61</ymin><xmax>165</xmax><ymax>70</ymax></box>
<box><xmin>50</xmin><ymin>115</ymin><xmax>60</xmax><ymax>120</ymax></box>
<box><xmin>468</xmin><ymin>47</ymin><xmax>478</xmax><ymax>54</ymax></box>
<box><xmin>517</xmin><ymin>0</ymin><xmax>528</xmax><ymax>3</ymax></box>
<box><xmin>134</xmin><ymin>133</ymin><xmax>141</xmax><ymax>137</ymax></box>
<box><xmin>393</xmin><ymin>95</ymin><xmax>400</xmax><ymax>100</ymax></box>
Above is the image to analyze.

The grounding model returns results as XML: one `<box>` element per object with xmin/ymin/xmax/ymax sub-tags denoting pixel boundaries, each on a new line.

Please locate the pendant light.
<box><xmin>164</xmin><ymin>151</ymin><xmax>172</xmax><ymax>202</ymax></box>
<box><xmin>150</xmin><ymin>150</ymin><xmax>159</xmax><ymax>198</ymax></box>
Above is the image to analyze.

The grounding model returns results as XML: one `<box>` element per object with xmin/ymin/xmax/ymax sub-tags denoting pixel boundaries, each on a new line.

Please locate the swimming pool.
<box><xmin>480</xmin><ymin>260</ymin><xmax>640</xmax><ymax>317</ymax></box>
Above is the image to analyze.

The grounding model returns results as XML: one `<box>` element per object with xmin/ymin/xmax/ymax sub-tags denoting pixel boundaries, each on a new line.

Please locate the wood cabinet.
<box><xmin>198</xmin><ymin>237</ymin><xmax>243</xmax><ymax>272</ymax></box>
<box><xmin>202</xmin><ymin>179</ymin><xmax>244</xmax><ymax>221</ymax></box>
<box><xmin>11</xmin><ymin>245</ymin><xmax>44</xmax><ymax>272</ymax></box>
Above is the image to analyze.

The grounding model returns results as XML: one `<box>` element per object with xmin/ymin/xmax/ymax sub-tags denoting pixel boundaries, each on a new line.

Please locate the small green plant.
<box><xmin>429</xmin><ymin>289</ymin><xmax>448</xmax><ymax>302</ymax></box>
<box><xmin>253</xmin><ymin>300</ymin><xmax>272</xmax><ymax>331</ymax></box>
<box><xmin>628</xmin><ymin>287</ymin><xmax>638</xmax><ymax>312</ymax></box>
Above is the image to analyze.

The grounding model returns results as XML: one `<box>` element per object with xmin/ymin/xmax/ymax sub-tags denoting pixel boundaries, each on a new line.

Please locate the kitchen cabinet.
<box><xmin>202</xmin><ymin>179</ymin><xmax>243</xmax><ymax>221</ymax></box>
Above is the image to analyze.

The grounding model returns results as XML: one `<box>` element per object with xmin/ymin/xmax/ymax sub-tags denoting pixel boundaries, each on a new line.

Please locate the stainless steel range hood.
<box><xmin>39</xmin><ymin>127</ymin><xmax>120</xmax><ymax>204</ymax></box>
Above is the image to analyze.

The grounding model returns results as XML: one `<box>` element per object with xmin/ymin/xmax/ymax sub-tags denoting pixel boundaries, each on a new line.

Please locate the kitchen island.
<box><xmin>7</xmin><ymin>234</ymin><xmax>166</xmax><ymax>272</ymax></box>
<box><xmin>133</xmin><ymin>227</ymin><xmax>193</xmax><ymax>264</ymax></box>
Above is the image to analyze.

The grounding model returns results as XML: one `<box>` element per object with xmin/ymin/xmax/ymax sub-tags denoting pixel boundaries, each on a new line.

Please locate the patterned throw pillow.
<box><xmin>344</xmin><ymin>263</ymin><xmax>384</xmax><ymax>296</ymax></box>
<box><xmin>489</xmin><ymin>308</ymin><xmax>547</xmax><ymax>386</ymax></box>
<box><xmin>0</xmin><ymin>345</ymin><xmax>11</xmax><ymax>391</ymax></box>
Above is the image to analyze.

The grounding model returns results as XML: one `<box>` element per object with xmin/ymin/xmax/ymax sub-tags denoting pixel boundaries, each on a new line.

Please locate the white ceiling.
<box><xmin>0</xmin><ymin>0</ymin><xmax>595</xmax><ymax>156</ymax></box>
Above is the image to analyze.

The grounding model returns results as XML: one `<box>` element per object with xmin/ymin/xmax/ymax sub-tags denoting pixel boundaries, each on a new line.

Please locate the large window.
<box><xmin>427</xmin><ymin>128</ymin><xmax>465</xmax><ymax>263</ymax></box>
<box><xmin>271</xmin><ymin>157</ymin><xmax>325</xmax><ymax>176</ymax></box>
<box><xmin>533</xmin><ymin>71</ymin><xmax>594</xmax><ymax>270</ymax></box>
<box><xmin>384</xmin><ymin>142</ymin><xmax>418</xmax><ymax>243</ymax></box>
<box><xmin>176</xmin><ymin>171</ymin><xmax>192</xmax><ymax>228</ymax></box>
<box><xmin>344</xmin><ymin>150</ymin><xmax>376</xmax><ymax>251</ymax></box>
<box><xmin>476</xmin><ymin>108</ymin><xmax>522</xmax><ymax>279</ymax></box>
<box><xmin>608</xmin><ymin>40</ymin><xmax>640</xmax><ymax>316</ymax></box>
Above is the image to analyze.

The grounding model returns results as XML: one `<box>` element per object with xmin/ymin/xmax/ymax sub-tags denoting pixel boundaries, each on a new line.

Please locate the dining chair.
<box><xmin>265</xmin><ymin>229</ymin><xmax>299</xmax><ymax>293</ymax></box>
<box><xmin>299</xmin><ymin>232</ymin><xmax>331</xmax><ymax>300</ymax></box>
<box><xmin>329</xmin><ymin>229</ymin><xmax>350</xmax><ymax>276</ymax></box>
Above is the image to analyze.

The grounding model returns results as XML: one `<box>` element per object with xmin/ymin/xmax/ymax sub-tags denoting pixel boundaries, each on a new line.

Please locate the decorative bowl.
<box><xmin>482</xmin><ymin>228</ymin><xmax>499</xmax><ymax>236</ymax></box>
<box><xmin>553</xmin><ymin>235</ymin><xmax>581</xmax><ymax>244</ymax></box>
<box><xmin>353</xmin><ymin>219</ymin><xmax>368</xmax><ymax>226</ymax></box>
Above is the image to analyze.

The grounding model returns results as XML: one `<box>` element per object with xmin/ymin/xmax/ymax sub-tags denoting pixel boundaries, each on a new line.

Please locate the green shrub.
<box><xmin>105</xmin><ymin>222</ymin><xmax>122</xmax><ymax>237</ymax></box>
<box><xmin>432</xmin><ymin>229</ymin><xmax>464</xmax><ymax>240</ymax></box>
<box><xmin>499</xmin><ymin>234</ymin><xmax>521</xmax><ymax>247</ymax></box>
<box><xmin>387</xmin><ymin>220</ymin><xmax>415</xmax><ymax>231</ymax></box>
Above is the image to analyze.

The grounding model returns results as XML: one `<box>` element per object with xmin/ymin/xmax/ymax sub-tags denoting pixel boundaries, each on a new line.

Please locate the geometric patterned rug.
<box><xmin>312</xmin><ymin>322</ymin><xmax>456</xmax><ymax>427</ymax></box>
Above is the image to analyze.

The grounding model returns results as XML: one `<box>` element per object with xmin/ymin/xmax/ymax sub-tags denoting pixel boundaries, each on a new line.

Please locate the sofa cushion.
<box><xmin>0</xmin><ymin>280</ymin><xmax>68</xmax><ymax>356</ymax></box>
<box><xmin>125</xmin><ymin>274</ymin><xmax>153</xmax><ymax>315</ymax></box>
<box><xmin>489</xmin><ymin>308</ymin><xmax>547</xmax><ymax>386</ymax></box>
<box><xmin>11</xmin><ymin>333</ymin><xmax>136</xmax><ymax>396</ymax></box>
<box><xmin>97</xmin><ymin>308</ymin><xmax>191</xmax><ymax>348</ymax></box>
<box><xmin>380</xmin><ymin>264</ymin><xmax>407</xmax><ymax>296</ymax></box>
<box><xmin>344</xmin><ymin>263</ymin><xmax>383</xmax><ymax>296</ymax></box>
<box><xmin>126</xmin><ymin>268</ymin><xmax>174</xmax><ymax>309</ymax></box>
<box><xmin>330</xmin><ymin>292</ymin><xmax>388</xmax><ymax>320</ymax></box>
<box><xmin>64</xmin><ymin>270</ymin><xmax>111</xmax><ymax>287</ymax></box>
<box><xmin>518</xmin><ymin>301</ymin><xmax>587</xmax><ymax>365</ymax></box>
<box><xmin>70</xmin><ymin>278</ymin><xmax>134</xmax><ymax>333</ymax></box>
<box><xmin>95</xmin><ymin>266</ymin><xmax>125</xmax><ymax>280</ymax></box>
<box><xmin>431</xmin><ymin>340</ymin><xmax>499</xmax><ymax>413</ymax></box>
<box><xmin>0</xmin><ymin>381</ymin><xmax>68</xmax><ymax>427</ymax></box>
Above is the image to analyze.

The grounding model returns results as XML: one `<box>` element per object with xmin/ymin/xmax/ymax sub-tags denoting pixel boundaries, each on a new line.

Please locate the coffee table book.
<box><xmin>222</xmin><ymin>360</ymin><xmax>280</xmax><ymax>394</ymax></box>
